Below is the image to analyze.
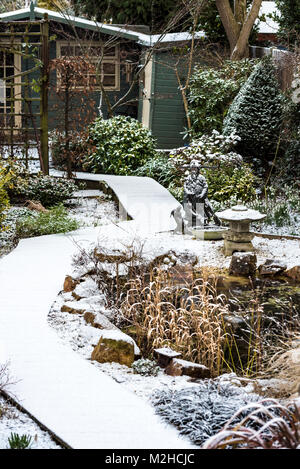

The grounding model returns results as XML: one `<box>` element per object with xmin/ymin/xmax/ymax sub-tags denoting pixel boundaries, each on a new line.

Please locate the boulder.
<box><xmin>61</xmin><ymin>302</ymin><xmax>86</xmax><ymax>314</ymax></box>
<box><xmin>153</xmin><ymin>347</ymin><xmax>181</xmax><ymax>368</ymax></box>
<box><xmin>285</xmin><ymin>266</ymin><xmax>300</xmax><ymax>283</ymax></box>
<box><xmin>83</xmin><ymin>311</ymin><xmax>118</xmax><ymax>330</ymax></box>
<box><xmin>72</xmin><ymin>278</ymin><xmax>102</xmax><ymax>300</ymax></box>
<box><xmin>258</xmin><ymin>259</ymin><xmax>287</xmax><ymax>276</ymax></box>
<box><xmin>63</xmin><ymin>275</ymin><xmax>79</xmax><ymax>292</ymax></box>
<box><xmin>91</xmin><ymin>330</ymin><xmax>139</xmax><ymax>366</ymax></box>
<box><xmin>229</xmin><ymin>252</ymin><xmax>257</xmax><ymax>277</ymax></box>
<box><xmin>165</xmin><ymin>358</ymin><xmax>210</xmax><ymax>379</ymax></box>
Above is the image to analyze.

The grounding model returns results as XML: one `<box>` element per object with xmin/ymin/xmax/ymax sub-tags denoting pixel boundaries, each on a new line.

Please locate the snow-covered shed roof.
<box><xmin>0</xmin><ymin>2</ymin><xmax>280</xmax><ymax>45</ymax></box>
<box><xmin>0</xmin><ymin>5</ymin><xmax>205</xmax><ymax>46</ymax></box>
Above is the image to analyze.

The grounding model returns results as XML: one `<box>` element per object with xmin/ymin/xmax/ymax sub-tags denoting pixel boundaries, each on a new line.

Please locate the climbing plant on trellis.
<box><xmin>0</xmin><ymin>14</ymin><xmax>49</xmax><ymax>174</ymax></box>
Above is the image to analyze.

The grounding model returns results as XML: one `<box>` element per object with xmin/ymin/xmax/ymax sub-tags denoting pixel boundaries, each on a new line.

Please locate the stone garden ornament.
<box><xmin>172</xmin><ymin>160</ymin><xmax>223</xmax><ymax>238</ymax></box>
<box><xmin>216</xmin><ymin>204</ymin><xmax>266</xmax><ymax>256</ymax></box>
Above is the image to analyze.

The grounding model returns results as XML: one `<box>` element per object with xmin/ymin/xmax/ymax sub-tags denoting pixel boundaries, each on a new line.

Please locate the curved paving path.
<box><xmin>0</xmin><ymin>175</ymin><xmax>193</xmax><ymax>449</ymax></box>
<box><xmin>51</xmin><ymin>170</ymin><xmax>181</xmax><ymax>233</ymax></box>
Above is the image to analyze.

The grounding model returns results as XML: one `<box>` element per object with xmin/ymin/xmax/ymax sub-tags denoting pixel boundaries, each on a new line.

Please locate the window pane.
<box><xmin>6</xmin><ymin>53</ymin><xmax>14</xmax><ymax>66</ymax></box>
<box><xmin>103</xmin><ymin>62</ymin><xmax>115</xmax><ymax>74</ymax></box>
<box><xmin>104</xmin><ymin>46</ymin><xmax>116</xmax><ymax>57</ymax></box>
<box><xmin>103</xmin><ymin>75</ymin><xmax>115</xmax><ymax>86</ymax></box>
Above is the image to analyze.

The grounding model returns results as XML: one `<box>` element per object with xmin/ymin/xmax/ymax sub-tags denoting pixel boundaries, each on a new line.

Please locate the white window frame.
<box><xmin>56</xmin><ymin>41</ymin><xmax>120</xmax><ymax>92</ymax></box>
<box><xmin>0</xmin><ymin>41</ymin><xmax>22</xmax><ymax>129</ymax></box>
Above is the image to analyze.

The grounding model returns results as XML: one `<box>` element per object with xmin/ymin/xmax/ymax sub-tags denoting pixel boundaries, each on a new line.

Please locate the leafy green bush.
<box><xmin>188</xmin><ymin>59</ymin><xmax>256</xmax><ymax>137</ymax></box>
<box><xmin>8</xmin><ymin>433</ymin><xmax>32</xmax><ymax>450</ymax></box>
<box><xmin>223</xmin><ymin>57</ymin><xmax>284</xmax><ymax>160</ymax></box>
<box><xmin>170</xmin><ymin>131</ymin><xmax>258</xmax><ymax>203</ymax></box>
<box><xmin>133</xmin><ymin>153</ymin><xmax>179</xmax><ymax>188</ymax></box>
<box><xmin>8</xmin><ymin>173</ymin><xmax>77</xmax><ymax>207</ymax></box>
<box><xmin>83</xmin><ymin>115</ymin><xmax>156</xmax><ymax>175</ymax></box>
<box><xmin>16</xmin><ymin>204</ymin><xmax>79</xmax><ymax>238</ymax></box>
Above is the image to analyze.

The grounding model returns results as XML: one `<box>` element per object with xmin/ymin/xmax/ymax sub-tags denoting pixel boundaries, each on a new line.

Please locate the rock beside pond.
<box><xmin>91</xmin><ymin>330</ymin><xmax>139</xmax><ymax>367</ymax></box>
<box><xmin>285</xmin><ymin>266</ymin><xmax>300</xmax><ymax>283</ymax></box>
<box><xmin>258</xmin><ymin>259</ymin><xmax>287</xmax><ymax>276</ymax></box>
<box><xmin>229</xmin><ymin>252</ymin><xmax>257</xmax><ymax>277</ymax></box>
<box><xmin>165</xmin><ymin>358</ymin><xmax>210</xmax><ymax>379</ymax></box>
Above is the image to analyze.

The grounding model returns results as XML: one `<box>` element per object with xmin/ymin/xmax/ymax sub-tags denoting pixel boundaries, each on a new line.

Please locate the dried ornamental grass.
<box><xmin>120</xmin><ymin>269</ymin><xmax>229</xmax><ymax>376</ymax></box>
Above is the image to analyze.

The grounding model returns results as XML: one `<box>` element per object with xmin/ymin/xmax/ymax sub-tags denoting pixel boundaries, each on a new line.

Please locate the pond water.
<box><xmin>216</xmin><ymin>273</ymin><xmax>300</xmax><ymax>319</ymax></box>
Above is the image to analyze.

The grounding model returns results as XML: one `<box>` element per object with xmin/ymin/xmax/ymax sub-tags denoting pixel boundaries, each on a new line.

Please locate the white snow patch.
<box><xmin>0</xmin><ymin>397</ymin><xmax>61</xmax><ymax>450</ymax></box>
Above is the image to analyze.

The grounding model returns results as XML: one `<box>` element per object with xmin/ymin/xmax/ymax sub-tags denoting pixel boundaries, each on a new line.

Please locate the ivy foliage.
<box><xmin>273</xmin><ymin>0</ymin><xmax>300</xmax><ymax>46</ymax></box>
<box><xmin>223</xmin><ymin>57</ymin><xmax>284</xmax><ymax>160</ymax></box>
<box><xmin>83</xmin><ymin>115</ymin><xmax>156</xmax><ymax>175</ymax></box>
<box><xmin>188</xmin><ymin>59</ymin><xmax>257</xmax><ymax>137</ymax></box>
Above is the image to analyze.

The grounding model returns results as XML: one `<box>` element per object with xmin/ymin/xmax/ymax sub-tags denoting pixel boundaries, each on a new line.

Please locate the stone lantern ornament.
<box><xmin>215</xmin><ymin>204</ymin><xmax>266</xmax><ymax>256</ymax></box>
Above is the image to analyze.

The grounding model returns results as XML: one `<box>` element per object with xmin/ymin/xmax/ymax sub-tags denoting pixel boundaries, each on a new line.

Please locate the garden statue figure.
<box><xmin>172</xmin><ymin>159</ymin><xmax>220</xmax><ymax>233</ymax></box>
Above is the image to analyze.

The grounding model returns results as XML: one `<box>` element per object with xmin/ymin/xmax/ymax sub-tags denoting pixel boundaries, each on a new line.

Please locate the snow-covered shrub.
<box><xmin>188</xmin><ymin>59</ymin><xmax>257</xmax><ymax>137</ymax></box>
<box><xmin>83</xmin><ymin>115</ymin><xmax>156</xmax><ymax>175</ymax></box>
<box><xmin>204</xmin><ymin>398</ymin><xmax>300</xmax><ymax>449</ymax></box>
<box><xmin>152</xmin><ymin>380</ymin><xmax>261</xmax><ymax>446</ymax></box>
<box><xmin>8</xmin><ymin>172</ymin><xmax>77</xmax><ymax>208</ymax></box>
<box><xmin>134</xmin><ymin>153</ymin><xmax>179</xmax><ymax>188</ymax></box>
<box><xmin>16</xmin><ymin>204</ymin><xmax>79</xmax><ymax>238</ymax></box>
<box><xmin>223</xmin><ymin>57</ymin><xmax>284</xmax><ymax>160</ymax></box>
<box><xmin>169</xmin><ymin>131</ymin><xmax>258</xmax><ymax>202</ymax></box>
<box><xmin>250</xmin><ymin>184</ymin><xmax>300</xmax><ymax>235</ymax></box>
<box><xmin>0</xmin><ymin>207</ymin><xmax>32</xmax><ymax>256</ymax></box>
<box><xmin>132</xmin><ymin>359</ymin><xmax>160</xmax><ymax>377</ymax></box>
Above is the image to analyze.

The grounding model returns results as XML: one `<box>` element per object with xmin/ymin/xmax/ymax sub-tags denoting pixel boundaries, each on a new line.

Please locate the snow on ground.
<box><xmin>72</xmin><ymin>226</ymin><xmax>300</xmax><ymax>272</ymax></box>
<box><xmin>0</xmin><ymin>396</ymin><xmax>61</xmax><ymax>450</ymax></box>
<box><xmin>2</xmin><ymin>190</ymin><xmax>299</xmax><ymax>446</ymax></box>
<box><xmin>67</xmin><ymin>194</ymin><xmax>119</xmax><ymax>228</ymax></box>
<box><xmin>48</xmin><ymin>292</ymin><xmax>248</xmax><ymax>403</ymax></box>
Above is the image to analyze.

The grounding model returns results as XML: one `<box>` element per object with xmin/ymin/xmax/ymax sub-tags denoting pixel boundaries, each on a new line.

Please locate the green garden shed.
<box><xmin>0</xmin><ymin>3</ymin><xmax>204</xmax><ymax>150</ymax></box>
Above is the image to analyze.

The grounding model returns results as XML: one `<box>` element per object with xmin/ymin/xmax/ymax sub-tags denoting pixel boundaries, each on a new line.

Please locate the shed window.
<box><xmin>57</xmin><ymin>42</ymin><xmax>120</xmax><ymax>91</ymax></box>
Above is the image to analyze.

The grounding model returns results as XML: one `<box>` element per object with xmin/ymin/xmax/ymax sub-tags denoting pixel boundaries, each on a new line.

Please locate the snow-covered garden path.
<box><xmin>0</xmin><ymin>224</ymin><xmax>195</xmax><ymax>449</ymax></box>
<box><xmin>51</xmin><ymin>170</ymin><xmax>181</xmax><ymax>233</ymax></box>
<box><xmin>0</xmin><ymin>173</ymin><xmax>193</xmax><ymax>449</ymax></box>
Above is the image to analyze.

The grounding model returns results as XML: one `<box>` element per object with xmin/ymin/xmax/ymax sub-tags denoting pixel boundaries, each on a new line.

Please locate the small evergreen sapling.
<box><xmin>223</xmin><ymin>57</ymin><xmax>284</xmax><ymax>160</ymax></box>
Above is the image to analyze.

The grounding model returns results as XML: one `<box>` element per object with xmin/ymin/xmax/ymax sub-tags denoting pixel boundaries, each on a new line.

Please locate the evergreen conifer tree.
<box><xmin>223</xmin><ymin>57</ymin><xmax>284</xmax><ymax>160</ymax></box>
